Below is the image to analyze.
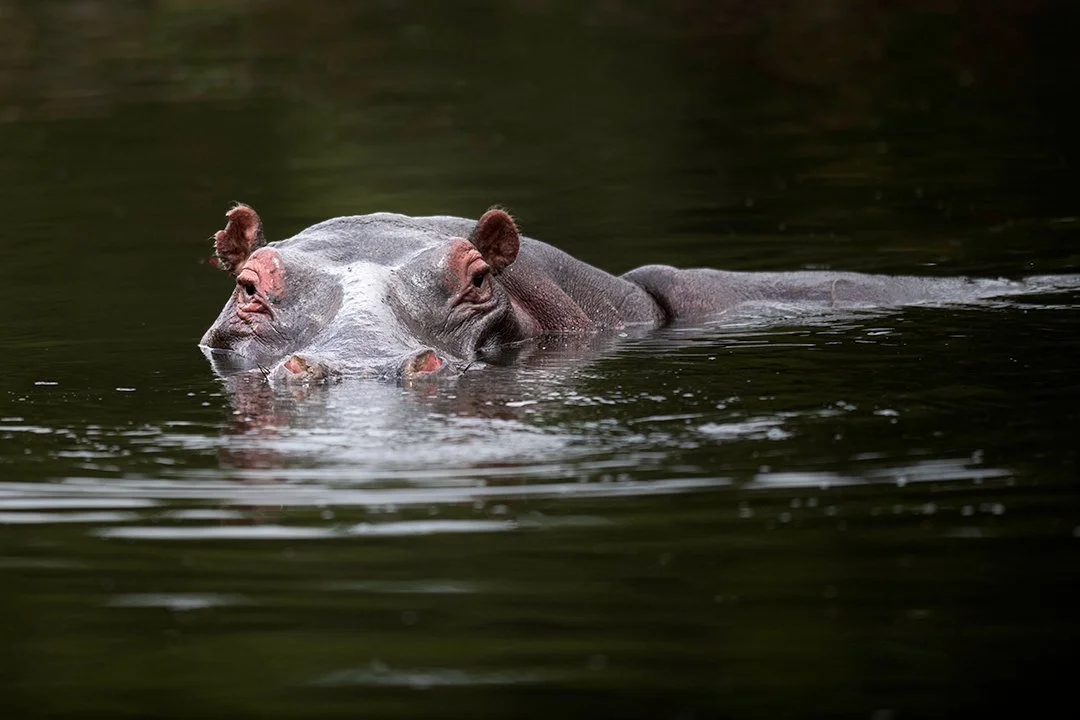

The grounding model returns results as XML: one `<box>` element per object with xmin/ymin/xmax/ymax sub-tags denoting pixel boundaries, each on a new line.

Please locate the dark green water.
<box><xmin>2</xmin><ymin>2</ymin><xmax>1080</xmax><ymax>718</ymax></box>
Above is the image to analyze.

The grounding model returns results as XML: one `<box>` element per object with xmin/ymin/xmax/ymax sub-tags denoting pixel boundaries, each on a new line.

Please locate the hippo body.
<box><xmin>200</xmin><ymin>205</ymin><xmax>1022</xmax><ymax>384</ymax></box>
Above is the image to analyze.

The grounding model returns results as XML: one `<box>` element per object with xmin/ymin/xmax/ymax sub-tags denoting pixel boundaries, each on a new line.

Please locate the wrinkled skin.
<box><xmin>201</xmin><ymin>204</ymin><xmax>1028</xmax><ymax>385</ymax></box>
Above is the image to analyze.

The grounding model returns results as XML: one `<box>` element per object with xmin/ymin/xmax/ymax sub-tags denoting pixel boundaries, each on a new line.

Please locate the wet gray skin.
<box><xmin>199</xmin><ymin>204</ymin><xmax>1054</xmax><ymax>385</ymax></box>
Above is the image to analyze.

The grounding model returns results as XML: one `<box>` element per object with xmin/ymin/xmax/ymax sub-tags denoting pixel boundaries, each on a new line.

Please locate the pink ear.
<box><xmin>467</xmin><ymin>208</ymin><xmax>519</xmax><ymax>273</ymax></box>
<box><xmin>210</xmin><ymin>204</ymin><xmax>266</xmax><ymax>276</ymax></box>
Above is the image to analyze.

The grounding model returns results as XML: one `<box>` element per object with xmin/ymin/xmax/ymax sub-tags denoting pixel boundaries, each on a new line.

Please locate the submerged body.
<box><xmin>200</xmin><ymin>205</ymin><xmax>1025</xmax><ymax>384</ymax></box>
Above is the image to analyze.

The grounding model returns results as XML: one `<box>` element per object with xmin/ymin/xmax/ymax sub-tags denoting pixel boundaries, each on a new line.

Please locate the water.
<box><xmin>2</xmin><ymin>2</ymin><xmax>1080</xmax><ymax>717</ymax></box>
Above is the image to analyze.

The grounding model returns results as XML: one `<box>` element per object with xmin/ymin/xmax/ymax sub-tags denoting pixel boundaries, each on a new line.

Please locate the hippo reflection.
<box><xmin>201</xmin><ymin>204</ymin><xmax>1026</xmax><ymax>384</ymax></box>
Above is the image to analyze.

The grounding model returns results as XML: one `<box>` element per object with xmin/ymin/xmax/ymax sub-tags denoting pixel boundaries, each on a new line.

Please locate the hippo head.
<box><xmin>199</xmin><ymin>204</ymin><xmax>532</xmax><ymax>384</ymax></box>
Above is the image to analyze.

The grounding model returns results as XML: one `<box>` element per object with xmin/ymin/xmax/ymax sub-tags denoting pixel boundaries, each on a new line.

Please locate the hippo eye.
<box><xmin>471</xmin><ymin>268</ymin><xmax>487</xmax><ymax>289</ymax></box>
<box><xmin>243</xmin><ymin>283</ymin><xmax>256</xmax><ymax>296</ymax></box>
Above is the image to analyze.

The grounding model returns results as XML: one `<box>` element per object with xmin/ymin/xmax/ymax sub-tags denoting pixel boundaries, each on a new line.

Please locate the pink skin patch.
<box><xmin>284</xmin><ymin>355</ymin><xmax>307</xmax><ymax>374</ymax></box>
<box><xmin>235</xmin><ymin>248</ymin><xmax>286</xmax><ymax>323</ymax></box>
<box><xmin>445</xmin><ymin>239</ymin><xmax>493</xmax><ymax>307</ymax></box>
<box><xmin>402</xmin><ymin>349</ymin><xmax>444</xmax><ymax>379</ymax></box>
<box><xmin>282</xmin><ymin>355</ymin><xmax>327</xmax><ymax>382</ymax></box>
<box><xmin>411</xmin><ymin>349</ymin><xmax>443</xmax><ymax>374</ymax></box>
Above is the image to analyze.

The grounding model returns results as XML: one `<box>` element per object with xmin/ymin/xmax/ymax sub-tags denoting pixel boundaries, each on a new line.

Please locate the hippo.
<box><xmin>200</xmin><ymin>204</ymin><xmax>1034</xmax><ymax>384</ymax></box>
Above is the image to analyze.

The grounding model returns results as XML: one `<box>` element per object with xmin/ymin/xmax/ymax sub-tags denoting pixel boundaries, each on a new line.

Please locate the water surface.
<box><xmin>2</xmin><ymin>2</ymin><xmax>1079</xmax><ymax>718</ymax></box>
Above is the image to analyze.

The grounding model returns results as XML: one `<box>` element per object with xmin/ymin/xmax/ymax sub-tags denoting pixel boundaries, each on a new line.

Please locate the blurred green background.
<box><xmin>2</xmin><ymin>2</ymin><xmax>1079</xmax><ymax>719</ymax></box>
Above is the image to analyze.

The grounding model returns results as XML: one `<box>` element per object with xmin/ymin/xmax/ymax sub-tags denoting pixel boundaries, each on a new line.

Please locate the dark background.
<box><xmin>1</xmin><ymin>2</ymin><xmax>1079</xmax><ymax>718</ymax></box>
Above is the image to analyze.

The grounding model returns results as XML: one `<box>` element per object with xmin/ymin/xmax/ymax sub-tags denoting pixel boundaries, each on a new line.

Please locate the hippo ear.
<box><xmin>209</xmin><ymin>204</ymin><xmax>266</xmax><ymax>276</ymax></box>
<box><xmin>467</xmin><ymin>208</ymin><xmax>519</xmax><ymax>273</ymax></box>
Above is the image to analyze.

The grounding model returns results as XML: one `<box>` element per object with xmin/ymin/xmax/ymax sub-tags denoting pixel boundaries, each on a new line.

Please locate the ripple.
<box><xmin>699</xmin><ymin>417</ymin><xmax>791</xmax><ymax>441</ymax></box>
<box><xmin>349</xmin><ymin>519</ymin><xmax>515</xmax><ymax>536</ymax></box>
<box><xmin>106</xmin><ymin>593</ymin><xmax>251</xmax><ymax>610</ymax></box>
<box><xmin>747</xmin><ymin>457</ymin><xmax>1011</xmax><ymax>490</ymax></box>
<box><xmin>95</xmin><ymin>525</ymin><xmax>332</xmax><ymax>541</ymax></box>
<box><xmin>0</xmin><ymin>511</ymin><xmax>142</xmax><ymax>525</ymax></box>
<box><xmin>7</xmin><ymin>476</ymin><xmax>728</xmax><ymax>510</ymax></box>
<box><xmin>746</xmin><ymin>470</ymin><xmax>855</xmax><ymax>490</ymax></box>
<box><xmin>158</xmin><ymin>509</ymin><xmax>249</xmax><ymax>521</ymax></box>
<box><xmin>0</xmin><ymin>425</ymin><xmax>54</xmax><ymax>435</ymax></box>
<box><xmin>322</xmin><ymin>580</ymin><xmax>477</xmax><ymax>594</ymax></box>
<box><xmin>863</xmin><ymin>459</ymin><xmax>1011</xmax><ymax>484</ymax></box>
<box><xmin>93</xmin><ymin>519</ymin><xmax>517</xmax><ymax>541</ymax></box>
<box><xmin>313</xmin><ymin>664</ymin><xmax>550</xmax><ymax>688</ymax></box>
<box><xmin>0</xmin><ymin>498</ymin><xmax>158</xmax><ymax>510</ymax></box>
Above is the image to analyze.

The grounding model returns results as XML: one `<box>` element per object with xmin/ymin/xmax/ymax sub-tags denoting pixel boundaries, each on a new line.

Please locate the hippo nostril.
<box><xmin>284</xmin><ymin>355</ymin><xmax>309</xmax><ymax>374</ymax></box>
<box><xmin>402</xmin><ymin>349</ymin><xmax>444</xmax><ymax>378</ymax></box>
<box><xmin>279</xmin><ymin>354</ymin><xmax>329</xmax><ymax>384</ymax></box>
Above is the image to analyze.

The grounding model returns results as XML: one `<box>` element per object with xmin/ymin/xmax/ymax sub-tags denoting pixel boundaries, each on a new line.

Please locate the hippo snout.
<box><xmin>265</xmin><ymin>348</ymin><xmax>453</xmax><ymax>386</ymax></box>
